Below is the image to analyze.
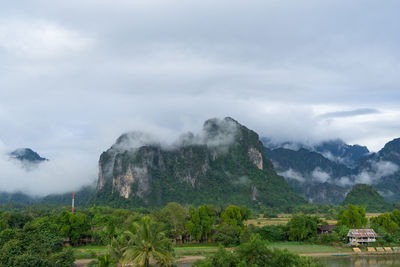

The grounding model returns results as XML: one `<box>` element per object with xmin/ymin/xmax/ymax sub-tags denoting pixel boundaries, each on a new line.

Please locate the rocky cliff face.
<box><xmin>95</xmin><ymin>117</ymin><xmax>304</xmax><ymax>208</ymax></box>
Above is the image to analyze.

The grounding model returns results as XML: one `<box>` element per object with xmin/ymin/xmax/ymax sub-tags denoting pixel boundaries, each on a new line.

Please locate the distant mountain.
<box><xmin>314</xmin><ymin>139</ymin><xmax>369</xmax><ymax>168</ymax></box>
<box><xmin>41</xmin><ymin>186</ymin><xmax>96</xmax><ymax>206</ymax></box>
<box><xmin>0</xmin><ymin>192</ymin><xmax>38</xmax><ymax>205</ymax></box>
<box><xmin>262</xmin><ymin>137</ymin><xmax>400</xmax><ymax>203</ymax></box>
<box><xmin>261</xmin><ymin>138</ymin><xmax>369</xmax><ymax>168</ymax></box>
<box><xmin>343</xmin><ymin>184</ymin><xmax>389</xmax><ymax>211</ymax></box>
<box><xmin>9</xmin><ymin>148</ymin><xmax>48</xmax><ymax>163</ymax></box>
<box><xmin>93</xmin><ymin>117</ymin><xmax>305</xmax><ymax>209</ymax></box>
<box><xmin>357</xmin><ymin>138</ymin><xmax>400</xmax><ymax>202</ymax></box>
<box><xmin>0</xmin><ymin>186</ymin><xmax>95</xmax><ymax>207</ymax></box>
<box><xmin>264</xmin><ymin>147</ymin><xmax>352</xmax><ymax>204</ymax></box>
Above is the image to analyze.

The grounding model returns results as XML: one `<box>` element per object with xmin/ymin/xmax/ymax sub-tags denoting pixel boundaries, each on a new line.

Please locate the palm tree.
<box><xmin>122</xmin><ymin>216</ymin><xmax>174</xmax><ymax>267</ymax></box>
<box><xmin>108</xmin><ymin>236</ymin><xmax>127</xmax><ymax>267</ymax></box>
<box><xmin>97</xmin><ymin>254</ymin><xmax>114</xmax><ymax>267</ymax></box>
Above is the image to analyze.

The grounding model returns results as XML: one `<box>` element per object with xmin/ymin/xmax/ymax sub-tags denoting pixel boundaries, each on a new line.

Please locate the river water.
<box><xmin>321</xmin><ymin>255</ymin><xmax>400</xmax><ymax>266</ymax></box>
<box><xmin>178</xmin><ymin>255</ymin><xmax>400</xmax><ymax>266</ymax></box>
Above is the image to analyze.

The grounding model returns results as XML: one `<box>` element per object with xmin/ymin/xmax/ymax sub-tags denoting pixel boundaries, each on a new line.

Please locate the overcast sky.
<box><xmin>1</xmin><ymin>0</ymin><xmax>400</xmax><ymax>195</ymax></box>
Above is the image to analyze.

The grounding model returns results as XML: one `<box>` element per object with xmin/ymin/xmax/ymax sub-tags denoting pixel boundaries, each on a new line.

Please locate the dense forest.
<box><xmin>1</xmin><ymin>201</ymin><xmax>400</xmax><ymax>266</ymax></box>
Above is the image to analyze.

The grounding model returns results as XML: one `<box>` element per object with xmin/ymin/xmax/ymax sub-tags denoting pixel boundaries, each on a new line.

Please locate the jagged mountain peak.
<box><xmin>95</xmin><ymin>117</ymin><xmax>303</xmax><ymax>208</ymax></box>
<box><xmin>112</xmin><ymin>131</ymin><xmax>160</xmax><ymax>151</ymax></box>
<box><xmin>9</xmin><ymin>148</ymin><xmax>48</xmax><ymax>162</ymax></box>
<box><xmin>261</xmin><ymin>137</ymin><xmax>369</xmax><ymax>168</ymax></box>
<box><xmin>380</xmin><ymin>138</ymin><xmax>400</xmax><ymax>154</ymax></box>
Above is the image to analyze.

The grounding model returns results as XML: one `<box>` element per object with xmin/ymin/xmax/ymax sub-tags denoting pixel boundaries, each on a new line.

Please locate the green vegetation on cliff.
<box><xmin>343</xmin><ymin>184</ymin><xmax>389</xmax><ymax>212</ymax></box>
<box><xmin>93</xmin><ymin>117</ymin><xmax>305</xmax><ymax>209</ymax></box>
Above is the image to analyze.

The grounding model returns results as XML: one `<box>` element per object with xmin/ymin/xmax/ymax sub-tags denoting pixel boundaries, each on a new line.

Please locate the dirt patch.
<box><xmin>176</xmin><ymin>255</ymin><xmax>206</xmax><ymax>263</ymax></box>
<box><xmin>74</xmin><ymin>259</ymin><xmax>96</xmax><ymax>266</ymax></box>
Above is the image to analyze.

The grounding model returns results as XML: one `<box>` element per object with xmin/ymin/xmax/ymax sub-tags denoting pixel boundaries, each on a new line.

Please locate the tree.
<box><xmin>194</xmin><ymin>234</ymin><xmax>323</xmax><ymax>267</ymax></box>
<box><xmin>370</xmin><ymin>213</ymin><xmax>399</xmax><ymax>234</ymax></box>
<box><xmin>287</xmin><ymin>214</ymin><xmax>320</xmax><ymax>241</ymax></box>
<box><xmin>88</xmin><ymin>254</ymin><xmax>115</xmax><ymax>267</ymax></box>
<box><xmin>193</xmin><ymin>245</ymin><xmax>237</xmax><ymax>267</ymax></box>
<box><xmin>108</xmin><ymin>236</ymin><xmax>126</xmax><ymax>266</ymax></box>
<box><xmin>122</xmin><ymin>216</ymin><xmax>174</xmax><ymax>267</ymax></box>
<box><xmin>337</xmin><ymin>205</ymin><xmax>367</xmax><ymax>229</ymax></box>
<box><xmin>58</xmin><ymin>211</ymin><xmax>91</xmax><ymax>245</ymax></box>
<box><xmin>164</xmin><ymin>202</ymin><xmax>187</xmax><ymax>240</ymax></box>
<box><xmin>213</xmin><ymin>225</ymin><xmax>240</xmax><ymax>247</ymax></box>
<box><xmin>186</xmin><ymin>205</ymin><xmax>215</xmax><ymax>241</ymax></box>
<box><xmin>221</xmin><ymin>205</ymin><xmax>244</xmax><ymax>231</ymax></box>
<box><xmin>0</xmin><ymin>217</ymin><xmax>74</xmax><ymax>267</ymax></box>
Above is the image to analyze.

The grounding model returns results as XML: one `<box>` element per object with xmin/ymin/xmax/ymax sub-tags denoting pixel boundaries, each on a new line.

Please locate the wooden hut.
<box><xmin>347</xmin><ymin>229</ymin><xmax>377</xmax><ymax>245</ymax></box>
<box><xmin>317</xmin><ymin>224</ymin><xmax>335</xmax><ymax>234</ymax></box>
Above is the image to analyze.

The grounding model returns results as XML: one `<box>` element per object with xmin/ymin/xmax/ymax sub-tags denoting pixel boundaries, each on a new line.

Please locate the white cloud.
<box><xmin>0</xmin><ymin>0</ymin><xmax>400</xmax><ymax>194</ymax></box>
<box><xmin>0</xmin><ymin>143</ymin><xmax>96</xmax><ymax>196</ymax></box>
<box><xmin>278</xmin><ymin>169</ymin><xmax>305</xmax><ymax>182</ymax></box>
<box><xmin>334</xmin><ymin>160</ymin><xmax>399</xmax><ymax>187</ymax></box>
<box><xmin>0</xmin><ymin>19</ymin><xmax>92</xmax><ymax>59</ymax></box>
<box><xmin>311</xmin><ymin>168</ymin><xmax>331</xmax><ymax>183</ymax></box>
<box><xmin>354</xmin><ymin>160</ymin><xmax>399</xmax><ymax>184</ymax></box>
<box><xmin>337</xmin><ymin>176</ymin><xmax>352</xmax><ymax>187</ymax></box>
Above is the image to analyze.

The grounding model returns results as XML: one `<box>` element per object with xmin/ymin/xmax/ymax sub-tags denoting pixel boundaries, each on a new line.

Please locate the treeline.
<box><xmin>0</xmin><ymin>203</ymin><xmax>324</xmax><ymax>266</ymax></box>
<box><xmin>4</xmin><ymin>202</ymin><xmax>400</xmax><ymax>266</ymax></box>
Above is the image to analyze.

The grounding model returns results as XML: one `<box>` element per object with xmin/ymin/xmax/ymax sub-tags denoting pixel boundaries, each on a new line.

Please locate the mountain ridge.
<box><xmin>94</xmin><ymin>117</ymin><xmax>305</xmax><ymax>209</ymax></box>
<box><xmin>262</xmin><ymin>137</ymin><xmax>400</xmax><ymax>203</ymax></box>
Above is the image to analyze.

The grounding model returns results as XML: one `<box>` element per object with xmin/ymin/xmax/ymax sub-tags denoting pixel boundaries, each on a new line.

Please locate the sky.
<box><xmin>0</xmin><ymin>0</ymin><xmax>400</xmax><ymax>195</ymax></box>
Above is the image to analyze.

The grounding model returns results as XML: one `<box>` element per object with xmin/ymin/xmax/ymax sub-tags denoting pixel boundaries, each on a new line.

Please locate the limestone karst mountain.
<box><xmin>93</xmin><ymin>117</ymin><xmax>305</xmax><ymax>208</ymax></box>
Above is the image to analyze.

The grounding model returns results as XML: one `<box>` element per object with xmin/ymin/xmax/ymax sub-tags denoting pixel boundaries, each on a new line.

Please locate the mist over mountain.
<box><xmin>8</xmin><ymin>148</ymin><xmax>48</xmax><ymax>171</ymax></box>
<box><xmin>0</xmin><ymin>117</ymin><xmax>399</xmax><ymax>209</ymax></box>
<box><xmin>9</xmin><ymin>148</ymin><xmax>48</xmax><ymax>163</ymax></box>
<box><xmin>262</xmin><ymin>138</ymin><xmax>370</xmax><ymax>169</ymax></box>
<box><xmin>0</xmin><ymin>143</ymin><xmax>97</xmax><ymax>196</ymax></box>
<box><xmin>262</xmin><ymin>137</ymin><xmax>400</xmax><ymax>203</ymax></box>
<box><xmin>93</xmin><ymin>117</ymin><xmax>304</xmax><ymax>208</ymax></box>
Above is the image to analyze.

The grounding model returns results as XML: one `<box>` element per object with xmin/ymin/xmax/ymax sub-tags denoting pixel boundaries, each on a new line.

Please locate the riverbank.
<box><xmin>74</xmin><ymin>242</ymin><xmax>400</xmax><ymax>266</ymax></box>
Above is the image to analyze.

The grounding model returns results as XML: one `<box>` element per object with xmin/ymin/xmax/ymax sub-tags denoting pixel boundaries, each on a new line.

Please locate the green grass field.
<box><xmin>72</xmin><ymin>245</ymin><xmax>108</xmax><ymax>259</ymax></box>
<box><xmin>72</xmin><ymin>243</ymin><xmax>219</xmax><ymax>259</ymax></box>
<box><xmin>269</xmin><ymin>242</ymin><xmax>352</xmax><ymax>254</ymax></box>
<box><xmin>72</xmin><ymin>241</ymin><xmax>351</xmax><ymax>260</ymax></box>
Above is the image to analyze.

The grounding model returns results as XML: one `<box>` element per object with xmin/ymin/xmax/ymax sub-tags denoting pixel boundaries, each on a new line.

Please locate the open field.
<box><xmin>366</xmin><ymin>213</ymin><xmax>383</xmax><ymax>219</ymax></box>
<box><xmin>269</xmin><ymin>242</ymin><xmax>352</xmax><ymax>254</ymax></box>
<box><xmin>175</xmin><ymin>244</ymin><xmax>219</xmax><ymax>257</ymax></box>
<box><xmin>73</xmin><ymin>241</ymin><xmax>351</xmax><ymax>259</ymax></box>
<box><xmin>245</xmin><ymin>213</ymin><xmax>382</xmax><ymax>227</ymax></box>
<box><xmin>72</xmin><ymin>245</ymin><xmax>107</xmax><ymax>259</ymax></box>
<box><xmin>73</xmin><ymin>243</ymin><xmax>220</xmax><ymax>259</ymax></box>
<box><xmin>245</xmin><ymin>214</ymin><xmax>292</xmax><ymax>226</ymax></box>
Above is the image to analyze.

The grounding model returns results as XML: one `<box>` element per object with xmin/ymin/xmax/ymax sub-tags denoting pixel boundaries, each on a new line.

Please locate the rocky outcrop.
<box><xmin>97</xmin><ymin>164</ymin><xmax>105</xmax><ymax>191</ymax></box>
<box><xmin>248</xmin><ymin>147</ymin><xmax>263</xmax><ymax>170</ymax></box>
<box><xmin>112</xmin><ymin>167</ymin><xmax>135</xmax><ymax>198</ymax></box>
<box><xmin>95</xmin><ymin>117</ymin><xmax>305</xmax><ymax>208</ymax></box>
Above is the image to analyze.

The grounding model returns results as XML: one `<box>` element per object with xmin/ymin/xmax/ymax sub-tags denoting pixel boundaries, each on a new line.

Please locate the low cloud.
<box><xmin>278</xmin><ymin>169</ymin><xmax>305</xmax><ymax>182</ymax></box>
<box><xmin>170</xmin><ymin>118</ymin><xmax>239</xmax><ymax>150</ymax></box>
<box><xmin>335</xmin><ymin>160</ymin><xmax>399</xmax><ymax>187</ymax></box>
<box><xmin>311</xmin><ymin>168</ymin><xmax>331</xmax><ymax>183</ymax></box>
<box><xmin>354</xmin><ymin>160</ymin><xmax>399</xmax><ymax>184</ymax></box>
<box><xmin>337</xmin><ymin>176</ymin><xmax>353</xmax><ymax>187</ymax></box>
<box><xmin>111</xmin><ymin>131</ymin><xmax>160</xmax><ymax>152</ymax></box>
<box><xmin>0</xmin><ymin>144</ymin><xmax>97</xmax><ymax>196</ymax></box>
<box><xmin>1</xmin><ymin>0</ymin><xmax>400</xmax><ymax>195</ymax></box>
<box><xmin>319</xmin><ymin>108</ymin><xmax>380</xmax><ymax>119</ymax></box>
<box><xmin>279</xmin><ymin>167</ymin><xmax>332</xmax><ymax>184</ymax></box>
